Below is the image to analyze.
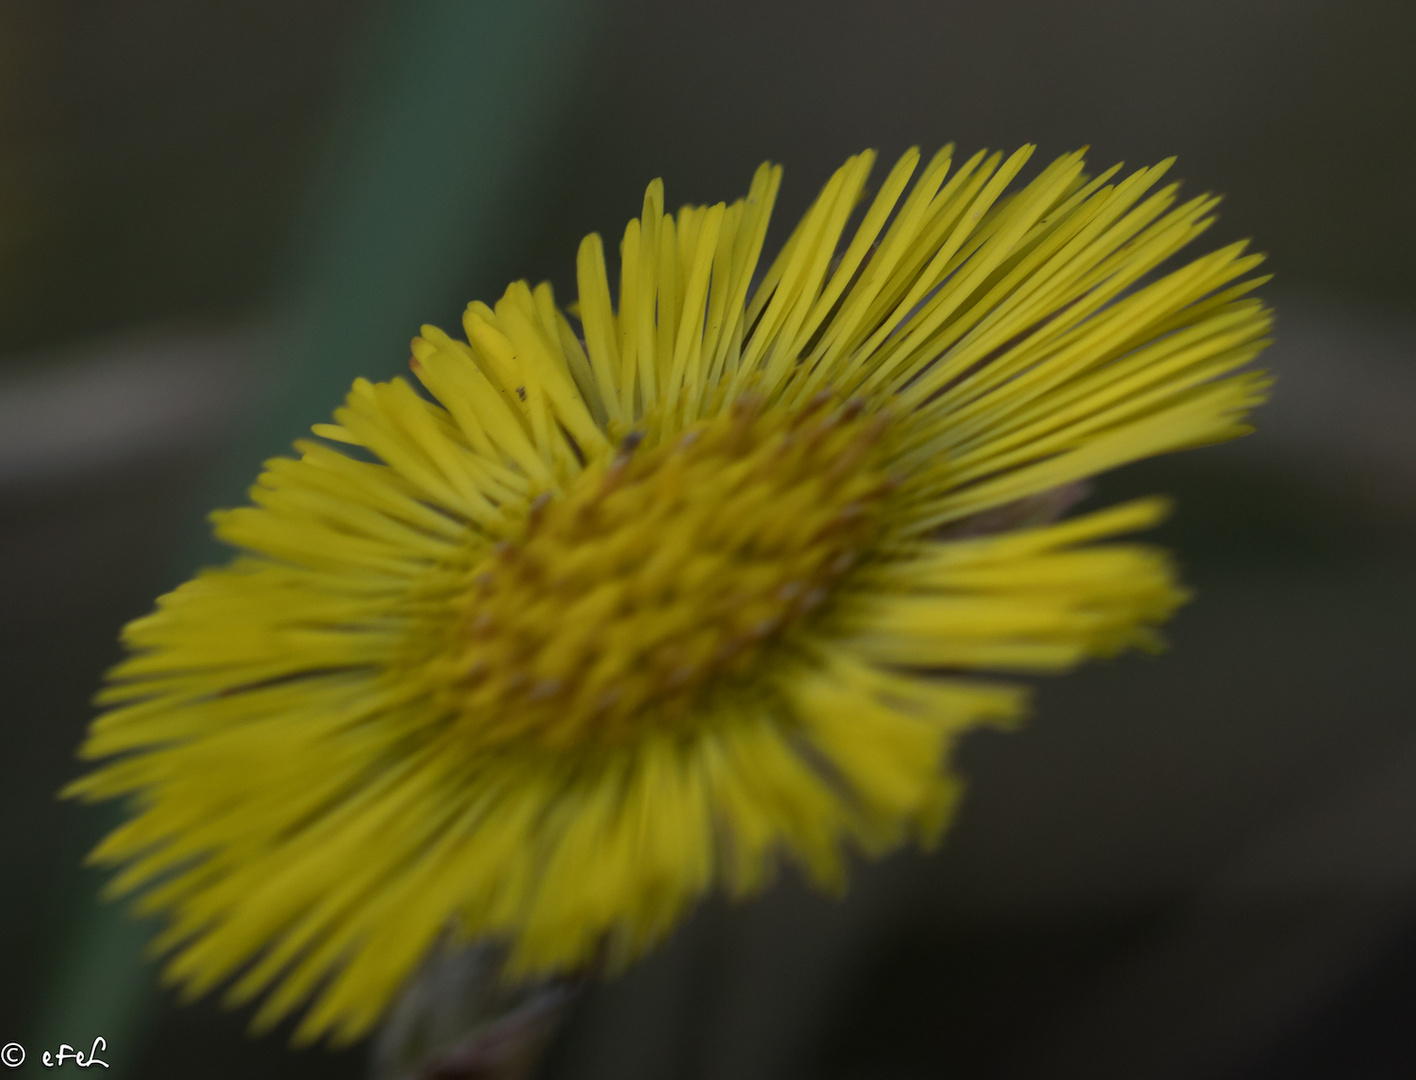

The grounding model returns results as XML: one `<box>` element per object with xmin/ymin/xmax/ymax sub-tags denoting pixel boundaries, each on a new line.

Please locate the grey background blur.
<box><xmin>1</xmin><ymin>1</ymin><xmax>1414</xmax><ymax>1078</ymax></box>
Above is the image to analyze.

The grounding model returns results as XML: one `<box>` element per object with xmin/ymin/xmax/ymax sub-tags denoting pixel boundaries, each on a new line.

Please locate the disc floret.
<box><xmin>431</xmin><ymin>394</ymin><xmax>899</xmax><ymax>750</ymax></box>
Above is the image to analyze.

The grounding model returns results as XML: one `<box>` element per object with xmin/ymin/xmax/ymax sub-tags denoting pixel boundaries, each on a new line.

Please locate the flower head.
<box><xmin>68</xmin><ymin>144</ymin><xmax>1270</xmax><ymax>1045</ymax></box>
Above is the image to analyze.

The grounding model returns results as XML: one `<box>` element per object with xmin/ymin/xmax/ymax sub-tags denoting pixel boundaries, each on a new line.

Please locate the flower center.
<box><xmin>437</xmin><ymin>395</ymin><xmax>898</xmax><ymax>750</ymax></box>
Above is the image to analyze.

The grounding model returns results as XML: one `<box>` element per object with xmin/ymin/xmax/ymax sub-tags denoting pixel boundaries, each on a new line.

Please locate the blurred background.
<box><xmin>1</xmin><ymin>1</ymin><xmax>1414</xmax><ymax>1077</ymax></box>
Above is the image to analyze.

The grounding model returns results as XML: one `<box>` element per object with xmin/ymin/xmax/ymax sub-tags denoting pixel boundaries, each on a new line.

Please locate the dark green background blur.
<box><xmin>1</xmin><ymin>2</ymin><xmax>1413</xmax><ymax>1078</ymax></box>
<box><xmin>2</xmin><ymin>0</ymin><xmax>1414</xmax><ymax>358</ymax></box>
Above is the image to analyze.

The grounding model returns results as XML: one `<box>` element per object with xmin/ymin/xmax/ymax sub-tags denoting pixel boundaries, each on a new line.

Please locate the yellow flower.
<box><xmin>67</xmin><ymin>144</ymin><xmax>1271</xmax><ymax>1046</ymax></box>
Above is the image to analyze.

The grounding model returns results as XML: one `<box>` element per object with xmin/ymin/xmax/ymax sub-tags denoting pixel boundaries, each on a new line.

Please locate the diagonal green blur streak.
<box><xmin>36</xmin><ymin>0</ymin><xmax>610</xmax><ymax>1072</ymax></box>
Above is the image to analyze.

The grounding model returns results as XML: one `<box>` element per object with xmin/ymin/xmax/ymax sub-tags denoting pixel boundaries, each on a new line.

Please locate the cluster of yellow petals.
<box><xmin>68</xmin><ymin>142</ymin><xmax>1270</xmax><ymax>1046</ymax></box>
